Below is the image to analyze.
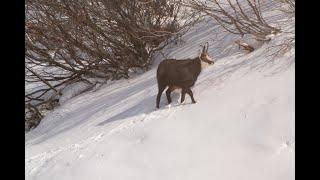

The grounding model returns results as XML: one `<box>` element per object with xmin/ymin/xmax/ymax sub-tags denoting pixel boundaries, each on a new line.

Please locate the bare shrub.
<box><xmin>278</xmin><ymin>0</ymin><xmax>295</xmax><ymax>14</ymax></box>
<box><xmin>186</xmin><ymin>0</ymin><xmax>281</xmax><ymax>41</ymax></box>
<box><xmin>25</xmin><ymin>0</ymin><xmax>199</xmax><ymax>131</ymax></box>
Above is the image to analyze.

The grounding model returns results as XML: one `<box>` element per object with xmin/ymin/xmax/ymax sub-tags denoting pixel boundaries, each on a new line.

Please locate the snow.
<box><xmin>25</xmin><ymin>5</ymin><xmax>294</xmax><ymax>180</ymax></box>
<box><xmin>59</xmin><ymin>81</ymin><xmax>93</xmax><ymax>105</ymax></box>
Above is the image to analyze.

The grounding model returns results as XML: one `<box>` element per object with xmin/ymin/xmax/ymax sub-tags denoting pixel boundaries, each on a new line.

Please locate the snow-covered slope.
<box><xmin>25</xmin><ymin>10</ymin><xmax>295</xmax><ymax>180</ymax></box>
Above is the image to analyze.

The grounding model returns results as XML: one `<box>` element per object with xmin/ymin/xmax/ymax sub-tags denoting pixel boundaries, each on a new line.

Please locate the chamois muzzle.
<box><xmin>204</xmin><ymin>56</ymin><xmax>214</xmax><ymax>65</ymax></box>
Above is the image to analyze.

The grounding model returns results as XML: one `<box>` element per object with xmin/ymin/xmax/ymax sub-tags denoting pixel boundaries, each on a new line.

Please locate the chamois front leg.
<box><xmin>186</xmin><ymin>88</ymin><xmax>196</xmax><ymax>103</ymax></box>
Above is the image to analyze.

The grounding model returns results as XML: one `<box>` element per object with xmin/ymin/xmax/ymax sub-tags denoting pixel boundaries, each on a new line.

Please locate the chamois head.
<box><xmin>199</xmin><ymin>42</ymin><xmax>214</xmax><ymax>65</ymax></box>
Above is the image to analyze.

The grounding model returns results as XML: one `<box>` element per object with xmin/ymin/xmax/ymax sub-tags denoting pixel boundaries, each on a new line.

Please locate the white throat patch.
<box><xmin>201</xmin><ymin>60</ymin><xmax>210</xmax><ymax>69</ymax></box>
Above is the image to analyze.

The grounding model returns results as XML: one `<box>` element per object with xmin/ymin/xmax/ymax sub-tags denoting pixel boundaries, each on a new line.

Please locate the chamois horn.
<box><xmin>205</xmin><ymin>42</ymin><xmax>209</xmax><ymax>52</ymax></box>
<box><xmin>202</xmin><ymin>43</ymin><xmax>206</xmax><ymax>53</ymax></box>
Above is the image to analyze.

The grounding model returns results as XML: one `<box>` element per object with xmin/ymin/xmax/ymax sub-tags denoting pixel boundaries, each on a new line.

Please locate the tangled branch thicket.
<box><xmin>279</xmin><ymin>0</ymin><xmax>295</xmax><ymax>14</ymax></box>
<box><xmin>186</xmin><ymin>0</ymin><xmax>281</xmax><ymax>41</ymax></box>
<box><xmin>25</xmin><ymin>0</ymin><xmax>199</xmax><ymax>131</ymax></box>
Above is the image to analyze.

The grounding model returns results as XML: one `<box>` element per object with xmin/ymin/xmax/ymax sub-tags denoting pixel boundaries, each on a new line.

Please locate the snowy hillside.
<box><xmin>25</xmin><ymin>7</ymin><xmax>295</xmax><ymax>180</ymax></box>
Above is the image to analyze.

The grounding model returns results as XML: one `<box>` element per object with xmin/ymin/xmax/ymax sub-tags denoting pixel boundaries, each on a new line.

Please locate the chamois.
<box><xmin>156</xmin><ymin>42</ymin><xmax>214</xmax><ymax>108</ymax></box>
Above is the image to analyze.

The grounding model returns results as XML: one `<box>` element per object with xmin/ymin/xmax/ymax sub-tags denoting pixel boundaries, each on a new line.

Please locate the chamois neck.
<box><xmin>195</xmin><ymin>56</ymin><xmax>201</xmax><ymax>61</ymax></box>
<box><xmin>190</xmin><ymin>56</ymin><xmax>202</xmax><ymax>75</ymax></box>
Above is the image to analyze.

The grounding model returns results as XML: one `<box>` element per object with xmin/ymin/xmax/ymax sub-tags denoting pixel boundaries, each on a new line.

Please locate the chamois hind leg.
<box><xmin>180</xmin><ymin>88</ymin><xmax>186</xmax><ymax>103</ymax></box>
<box><xmin>156</xmin><ymin>84</ymin><xmax>166</xmax><ymax>108</ymax></box>
<box><xmin>186</xmin><ymin>88</ymin><xmax>196</xmax><ymax>103</ymax></box>
<box><xmin>165</xmin><ymin>87</ymin><xmax>172</xmax><ymax>104</ymax></box>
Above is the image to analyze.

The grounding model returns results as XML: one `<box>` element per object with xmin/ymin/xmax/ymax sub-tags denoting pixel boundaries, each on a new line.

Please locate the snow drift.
<box><xmin>25</xmin><ymin>6</ymin><xmax>295</xmax><ymax>180</ymax></box>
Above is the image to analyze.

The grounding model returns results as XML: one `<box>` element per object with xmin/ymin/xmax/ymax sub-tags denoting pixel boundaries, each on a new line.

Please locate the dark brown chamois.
<box><xmin>156</xmin><ymin>42</ymin><xmax>214</xmax><ymax>108</ymax></box>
